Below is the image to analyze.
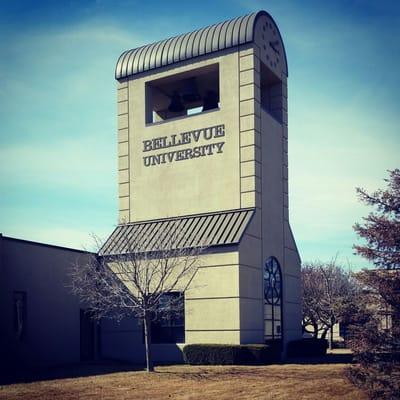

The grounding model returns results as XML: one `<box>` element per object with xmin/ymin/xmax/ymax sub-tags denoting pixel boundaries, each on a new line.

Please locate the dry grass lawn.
<box><xmin>0</xmin><ymin>364</ymin><xmax>366</xmax><ymax>400</ymax></box>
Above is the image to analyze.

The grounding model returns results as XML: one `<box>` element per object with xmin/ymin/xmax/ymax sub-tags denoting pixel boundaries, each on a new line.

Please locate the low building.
<box><xmin>0</xmin><ymin>235</ymin><xmax>97</xmax><ymax>373</ymax></box>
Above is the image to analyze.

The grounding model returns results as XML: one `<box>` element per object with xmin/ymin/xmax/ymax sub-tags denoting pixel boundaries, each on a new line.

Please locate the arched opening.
<box><xmin>264</xmin><ymin>256</ymin><xmax>283</xmax><ymax>343</ymax></box>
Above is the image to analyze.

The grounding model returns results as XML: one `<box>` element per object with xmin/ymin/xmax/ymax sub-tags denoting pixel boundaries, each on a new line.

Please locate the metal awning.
<box><xmin>99</xmin><ymin>208</ymin><xmax>254</xmax><ymax>256</ymax></box>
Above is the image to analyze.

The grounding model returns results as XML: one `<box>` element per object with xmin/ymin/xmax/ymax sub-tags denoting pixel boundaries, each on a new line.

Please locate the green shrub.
<box><xmin>287</xmin><ymin>338</ymin><xmax>328</xmax><ymax>357</ymax></box>
<box><xmin>182</xmin><ymin>344</ymin><xmax>277</xmax><ymax>365</ymax></box>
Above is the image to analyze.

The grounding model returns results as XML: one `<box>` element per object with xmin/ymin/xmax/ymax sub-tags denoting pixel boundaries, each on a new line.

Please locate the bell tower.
<box><xmin>102</xmin><ymin>10</ymin><xmax>301</xmax><ymax>360</ymax></box>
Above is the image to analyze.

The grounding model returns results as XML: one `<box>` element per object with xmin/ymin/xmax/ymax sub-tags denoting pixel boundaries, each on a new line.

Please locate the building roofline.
<box><xmin>0</xmin><ymin>234</ymin><xmax>93</xmax><ymax>254</ymax></box>
<box><xmin>115</xmin><ymin>10</ymin><xmax>288</xmax><ymax>80</ymax></box>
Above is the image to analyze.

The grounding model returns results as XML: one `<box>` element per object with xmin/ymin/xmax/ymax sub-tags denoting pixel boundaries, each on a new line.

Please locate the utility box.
<box><xmin>101</xmin><ymin>10</ymin><xmax>301</xmax><ymax>361</ymax></box>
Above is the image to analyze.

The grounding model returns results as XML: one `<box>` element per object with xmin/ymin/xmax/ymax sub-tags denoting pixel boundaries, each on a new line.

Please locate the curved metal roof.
<box><xmin>115</xmin><ymin>10</ymin><xmax>286</xmax><ymax>80</ymax></box>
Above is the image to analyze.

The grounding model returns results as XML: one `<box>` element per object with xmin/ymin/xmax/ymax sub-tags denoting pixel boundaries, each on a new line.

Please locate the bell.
<box><xmin>202</xmin><ymin>90</ymin><xmax>219</xmax><ymax>111</ymax></box>
<box><xmin>181</xmin><ymin>78</ymin><xmax>201</xmax><ymax>103</ymax></box>
<box><xmin>168</xmin><ymin>91</ymin><xmax>185</xmax><ymax>113</ymax></box>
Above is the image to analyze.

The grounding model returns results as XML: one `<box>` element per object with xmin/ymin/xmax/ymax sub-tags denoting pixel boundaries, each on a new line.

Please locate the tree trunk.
<box><xmin>329</xmin><ymin>324</ymin><xmax>334</xmax><ymax>350</ymax></box>
<box><xmin>392</xmin><ymin>308</ymin><xmax>400</xmax><ymax>339</ymax></box>
<box><xmin>313</xmin><ymin>322</ymin><xmax>319</xmax><ymax>338</ymax></box>
<box><xmin>143</xmin><ymin>313</ymin><xmax>154</xmax><ymax>372</ymax></box>
<box><xmin>321</xmin><ymin>327</ymin><xmax>328</xmax><ymax>339</ymax></box>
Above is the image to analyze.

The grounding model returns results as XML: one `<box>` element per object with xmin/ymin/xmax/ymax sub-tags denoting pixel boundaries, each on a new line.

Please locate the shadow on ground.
<box><xmin>286</xmin><ymin>349</ymin><xmax>354</xmax><ymax>365</ymax></box>
<box><xmin>0</xmin><ymin>350</ymin><xmax>354</xmax><ymax>386</ymax></box>
<box><xmin>0</xmin><ymin>360</ymin><xmax>144</xmax><ymax>386</ymax></box>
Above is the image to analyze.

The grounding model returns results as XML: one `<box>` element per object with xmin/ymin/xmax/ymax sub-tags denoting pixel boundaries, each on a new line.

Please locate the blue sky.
<box><xmin>0</xmin><ymin>0</ymin><xmax>399</xmax><ymax>268</ymax></box>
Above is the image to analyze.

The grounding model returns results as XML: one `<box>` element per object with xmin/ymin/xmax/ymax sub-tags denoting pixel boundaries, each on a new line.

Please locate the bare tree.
<box><xmin>302</xmin><ymin>260</ymin><xmax>359</xmax><ymax>347</ymax></box>
<box><xmin>70</xmin><ymin>223</ymin><xmax>205</xmax><ymax>372</ymax></box>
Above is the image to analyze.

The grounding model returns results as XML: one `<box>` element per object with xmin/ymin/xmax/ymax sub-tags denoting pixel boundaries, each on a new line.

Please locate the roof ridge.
<box><xmin>115</xmin><ymin>11</ymin><xmax>265</xmax><ymax>80</ymax></box>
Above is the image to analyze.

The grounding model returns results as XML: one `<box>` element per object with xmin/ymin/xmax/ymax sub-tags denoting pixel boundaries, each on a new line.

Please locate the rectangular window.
<box><xmin>13</xmin><ymin>291</ymin><xmax>27</xmax><ymax>340</ymax></box>
<box><xmin>260</xmin><ymin>61</ymin><xmax>283</xmax><ymax>123</ymax></box>
<box><xmin>151</xmin><ymin>292</ymin><xmax>185</xmax><ymax>343</ymax></box>
<box><xmin>145</xmin><ymin>64</ymin><xmax>220</xmax><ymax>124</ymax></box>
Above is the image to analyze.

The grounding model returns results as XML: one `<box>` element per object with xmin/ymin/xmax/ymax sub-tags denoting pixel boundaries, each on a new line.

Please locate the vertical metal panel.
<box><xmin>160</xmin><ymin>37</ymin><xmax>174</xmax><ymax>67</ymax></box>
<box><xmin>213</xmin><ymin>212</ymin><xmax>234</xmax><ymax>244</ymax></box>
<box><xmin>180</xmin><ymin>32</ymin><xmax>192</xmax><ymax>60</ymax></box>
<box><xmin>184</xmin><ymin>30</ymin><xmax>197</xmax><ymax>59</ymax></box>
<box><xmin>100</xmin><ymin>227</ymin><xmax>118</xmax><ymax>255</ymax></box>
<box><xmin>132</xmin><ymin>222</ymin><xmax>148</xmax><ymax>247</ymax></box>
<box><xmin>150</xmin><ymin>219</ymin><xmax>169</xmax><ymax>250</ymax></box>
<box><xmin>231</xmin><ymin>15</ymin><xmax>244</xmax><ymax>46</ymax></box>
<box><xmin>131</xmin><ymin>46</ymin><xmax>146</xmax><ymax>75</ymax></box>
<box><xmin>210</xmin><ymin>22</ymin><xmax>221</xmax><ymax>51</ymax></box>
<box><xmin>223</xmin><ymin>212</ymin><xmax>243</xmax><ymax>244</ymax></box>
<box><xmin>173</xmin><ymin>34</ymin><xmax>186</xmax><ymax>62</ymax></box>
<box><xmin>143</xmin><ymin>43</ymin><xmax>157</xmax><ymax>71</ymax></box>
<box><xmin>176</xmin><ymin>217</ymin><xmax>194</xmax><ymax>248</ymax></box>
<box><xmin>178</xmin><ymin>217</ymin><xmax>198</xmax><ymax>248</ymax></box>
<box><xmin>145</xmin><ymin>42</ymin><xmax>160</xmax><ymax>71</ymax></box>
<box><xmin>198</xmin><ymin>25</ymin><xmax>212</xmax><ymax>56</ymax></box>
<box><xmin>111</xmin><ymin>224</ymin><xmax>130</xmax><ymax>254</ymax></box>
<box><xmin>187</xmin><ymin>215</ymin><xmax>207</xmax><ymax>247</ymax></box>
<box><xmin>206</xmin><ymin>214</ymin><xmax>224</xmax><ymax>244</ymax></box>
<box><xmin>148</xmin><ymin>41</ymin><xmax>160</xmax><ymax>70</ymax></box>
<box><xmin>123</xmin><ymin>225</ymin><xmax>136</xmax><ymax>253</ymax></box>
<box><xmin>190</xmin><ymin>28</ymin><xmax>203</xmax><ymax>58</ymax></box>
<box><xmin>180</xmin><ymin>216</ymin><xmax>198</xmax><ymax>248</ymax></box>
<box><xmin>188</xmin><ymin>215</ymin><xmax>208</xmax><ymax>247</ymax></box>
<box><xmin>217</xmin><ymin>20</ymin><xmax>230</xmax><ymax>50</ymax></box>
<box><xmin>116</xmin><ymin>50</ymin><xmax>129</xmax><ymax>80</ymax></box>
<box><xmin>225</xmin><ymin>211</ymin><xmax>247</xmax><ymax>243</ymax></box>
<box><xmin>200</xmin><ymin>214</ymin><xmax>216</xmax><ymax>246</ymax></box>
<box><xmin>167</xmin><ymin>36</ymin><xmax>180</xmax><ymax>64</ymax></box>
<box><xmin>205</xmin><ymin>23</ymin><xmax>218</xmax><ymax>53</ymax></box>
<box><xmin>224</xmin><ymin>16</ymin><xmax>240</xmax><ymax>48</ymax></box>
<box><xmin>124</xmin><ymin>48</ymin><xmax>135</xmax><ymax>77</ymax></box>
<box><xmin>238</xmin><ymin>210</ymin><xmax>254</xmax><ymax>241</ymax></box>
<box><xmin>125</xmin><ymin>48</ymin><xmax>138</xmax><ymax>78</ymax></box>
<box><xmin>245</xmin><ymin>12</ymin><xmax>258</xmax><ymax>41</ymax></box>
<box><xmin>112</xmin><ymin>224</ymin><xmax>131</xmax><ymax>255</ymax></box>
<box><xmin>137</xmin><ymin>43</ymin><xmax>153</xmax><ymax>73</ymax></box>
<box><xmin>140</xmin><ymin>222</ymin><xmax>158</xmax><ymax>250</ymax></box>
<box><xmin>238</xmin><ymin>14</ymin><xmax>251</xmax><ymax>44</ymax></box>
<box><xmin>155</xmin><ymin>39</ymin><xmax>168</xmax><ymax>69</ymax></box>
<box><xmin>216</xmin><ymin>212</ymin><xmax>236</xmax><ymax>244</ymax></box>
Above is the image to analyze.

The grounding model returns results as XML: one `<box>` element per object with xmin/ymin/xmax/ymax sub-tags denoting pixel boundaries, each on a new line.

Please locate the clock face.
<box><xmin>254</xmin><ymin>15</ymin><xmax>287</xmax><ymax>78</ymax></box>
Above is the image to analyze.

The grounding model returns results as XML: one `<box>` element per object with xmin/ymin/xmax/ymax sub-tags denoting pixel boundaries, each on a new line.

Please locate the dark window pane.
<box><xmin>151</xmin><ymin>292</ymin><xmax>185</xmax><ymax>343</ymax></box>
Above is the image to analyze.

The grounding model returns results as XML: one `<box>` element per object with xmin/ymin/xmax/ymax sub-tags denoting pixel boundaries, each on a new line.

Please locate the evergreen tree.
<box><xmin>347</xmin><ymin>169</ymin><xmax>400</xmax><ymax>399</ymax></box>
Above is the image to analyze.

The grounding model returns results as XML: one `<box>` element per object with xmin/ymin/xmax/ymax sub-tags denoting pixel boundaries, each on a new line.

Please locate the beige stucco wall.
<box><xmin>107</xmin><ymin>248</ymin><xmax>243</xmax><ymax>346</ymax></box>
<box><xmin>118</xmin><ymin>51</ymin><xmax>242</xmax><ymax>223</ymax></box>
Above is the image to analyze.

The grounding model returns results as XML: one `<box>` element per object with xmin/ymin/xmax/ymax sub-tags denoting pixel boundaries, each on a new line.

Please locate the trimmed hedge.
<box><xmin>182</xmin><ymin>344</ymin><xmax>277</xmax><ymax>365</ymax></box>
<box><xmin>287</xmin><ymin>338</ymin><xmax>328</xmax><ymax>357</ymax></box>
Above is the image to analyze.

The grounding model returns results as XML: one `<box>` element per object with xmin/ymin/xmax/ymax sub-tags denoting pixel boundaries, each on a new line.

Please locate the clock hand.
<box><xmin>269</xmin><ymin>40</ymin><xmax>280</xmax><ymax>55</ymax></box>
